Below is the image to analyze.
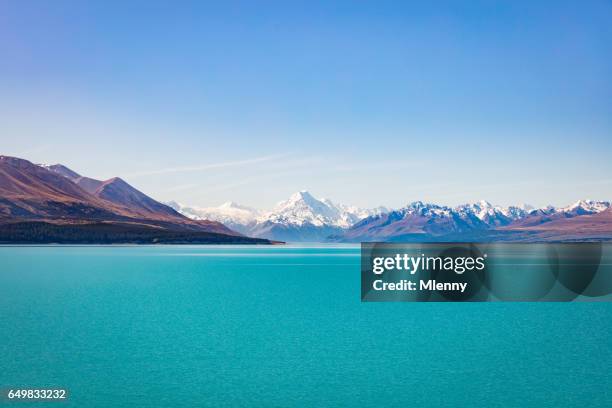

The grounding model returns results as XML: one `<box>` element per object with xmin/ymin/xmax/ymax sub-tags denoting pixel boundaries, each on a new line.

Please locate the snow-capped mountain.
<box><xmin>455</xmin><ymin>200</ymin><xmax>531</xmax><ymax>227</ymax></box>
<box><xmin>248</xmin><ymin>191</ymin><xmax>388</xmax><ymax>242</ymax></box>
<box><xmin>343</xmin><ymin>201</ymin><xmax>486</xmax><ymax>242</ymax></box>
<box><xmin>166</xmin><ymin>201</ymin><xmax>261</xmax><ymax>234</ymax></box>
<box><xmin>264</xmin><ymin>191</ymin><xmax>385</xmax><ymax>228</ymax></box>
<box><xmin>507</xmin><ymin>200</ymin><xmax>610</xmax><ymax>228</ymax></box>
<box><xmin>560</xmin><ymin>199</ymin><xmax>611</xmax><ymax>215</ymax></box>
<box><xmin>170</xmin><ymin>193</ymin><xmax>611</xmax><ymax>242</ymax></box>
<box><xmin>340</xmin><ymin>199</ymin><xmax>611</xmax><ymax>242</ymax></box>
<box><xmin>169</xmin><ymin>190</ymin><xmax>388</xmax><ymax>241</ymax></box>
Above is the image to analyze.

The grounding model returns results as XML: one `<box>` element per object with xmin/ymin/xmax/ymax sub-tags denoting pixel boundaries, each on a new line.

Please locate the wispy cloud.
<box><xmin>126</xmin><ymin>153</ymin><xmax>290</xmax><ymax>178</ymax></box>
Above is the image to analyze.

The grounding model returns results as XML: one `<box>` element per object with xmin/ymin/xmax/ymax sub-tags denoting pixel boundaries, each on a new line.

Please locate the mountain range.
<box><xmin>168</xmin><ymin>191</ymin><xmax>388</xmax><ymax>242</ymax></box>
<box><xmin>342</xmin><ymin>199</ymin><xmax>612</xmax><ymax>242</ymax></box>
<box><xmin>0</xmin><ymin>156</ymin><xmax>271</xmax><ymax>244</ymax></box>
<box><xmin>2</xmin><ymin>154</ymin><xmax>611</xmax><ymax>243</ymax></box>
<box><xmin>171</xmin><ymin>195</ymin><xmax>612</xmax><ymax>242</ymax></box>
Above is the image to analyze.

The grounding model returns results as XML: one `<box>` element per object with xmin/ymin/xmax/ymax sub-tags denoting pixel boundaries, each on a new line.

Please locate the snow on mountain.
<box><xmin>455</xmin><ymin>200</ymin><xmax>528</xmax><ymax>227</ymax></box>
<box><xmin>266</xmin><ymin>191</ymin><xmax>339</xmax><ymax>227</ymax></box>
<box><xmin>170</xmin><ymin>194</ymin><xmax>611</xmax><ymax>242</ymax></box>
<box><xmin>340</xmin><ymin>199</ymin><xmax>612</xmax><ymax>242</ymax></box>
<box><xmin>169</xmin><ymin>191</ymin><xmax>387</xmax><ymax>241</ymax></box>
<box><xmin>500</xmin><ymin>204</ymin><xmax>532</xmax><ymax>220</ymax></box>
<box><xmin>560</xmin><ymin>199</ymin><xmax>610</xmax><ymax>215</ymax></box>
<box><xmin>264</xmin><ymin>190</ymin><xmax>386</xmax><ymax>228</ymax></box>
<box><xmin>38</xmin><ymin>163</ymin><xmax>81</xmax><ymax>181</ymax></box>
<box><xmin>166</xmin><ymin>201</ymin><xmax>261</xmax><ymax>234</ymax></box>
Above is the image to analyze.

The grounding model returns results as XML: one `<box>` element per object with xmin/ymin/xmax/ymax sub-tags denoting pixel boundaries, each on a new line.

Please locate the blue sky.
<box><xmin>1</xmin><ymin>1</ymin><xmax>611</xmax><ymax>209</ymax></box>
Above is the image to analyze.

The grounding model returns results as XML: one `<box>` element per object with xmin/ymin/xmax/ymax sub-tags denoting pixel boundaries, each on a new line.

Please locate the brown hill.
<box><xmin>0</xmin><ymin>155</ymin><xmax>238</xmax><ymax>237</ymax></box>
<box><xmin>94</xmin><ymin>177</ymin><xmax>180</xmax><ymax>219</ymax></box>
<box><xmin>44</xmin><ymin>163</ymin><xmax>185</xmax><ymax>220</ymax></box>
<box><xmin>74</xmin><ymin>176</ymin><xmax>104</xmax><ymax>194</ymax></box>
<box><xmin>39</xmin><ymin>163</ymin><xmax>81</xmax><ymax>180</ymax></box>
<box><xmin>0</xmin><ymin>156</ymin><xmax>120</xmax><ymax>220</ymax></box>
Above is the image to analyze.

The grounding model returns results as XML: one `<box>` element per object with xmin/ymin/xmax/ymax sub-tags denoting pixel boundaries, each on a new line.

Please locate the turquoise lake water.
<box><xmin>1</xmin><ymin>245</ymin><xmax>610</xmax><ymax>407</ymax></box>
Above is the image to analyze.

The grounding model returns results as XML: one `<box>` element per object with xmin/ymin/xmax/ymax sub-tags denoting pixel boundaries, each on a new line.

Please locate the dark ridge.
<box><xmin>0</xmin><ymin>221</ymin><xmax>275</xmax><ymax>245</ymax></box>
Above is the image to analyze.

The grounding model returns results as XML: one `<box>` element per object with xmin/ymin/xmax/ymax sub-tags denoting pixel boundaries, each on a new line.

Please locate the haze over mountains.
<box><xmin>0</xmin><ymin>156</ymin><xmax>270</xmax><ymax>244</ymax></box>
<box><xmin>171</xmin><ymin>194</ymin><xmax>612</xmax><ymax>242</ymax></box>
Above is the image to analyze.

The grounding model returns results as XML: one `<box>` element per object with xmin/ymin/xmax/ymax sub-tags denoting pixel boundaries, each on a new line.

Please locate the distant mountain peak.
<box><xmin>402</xmin><ymin>201</ymin><xmax>451</xmax><ymax>218</ymax></box>
<box><xmin>477</xmin><ymin>199</ymin><xmax>493</xmax><ymax>208</ymax></box>
<box><xmin>170</xmin><ymin>191</ymin><xmax>387</xmax><ymax>241</ymax></box>
<box><xmin>165</xmin><ymin>200</ymin><xmax>261</xmax><ymax>233</ymax></box>
<box><xmin>406</xmin><ymin>200</ymin><xmax>425</xmax><ymax>208</ymax></box>
<box><xmin>219</xmin><ymin>201</ymin><xmax>255</xmax><ymax>211</ymax></box>
<box><xmin>563</xmin><ymin>199</ymin><xmax>610</xmax><ymax>214</ymax></box>
<box><xmin>285</xmin><ymin>190</ymin><xmax>317</xmax><ymax>204</ymax></box>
